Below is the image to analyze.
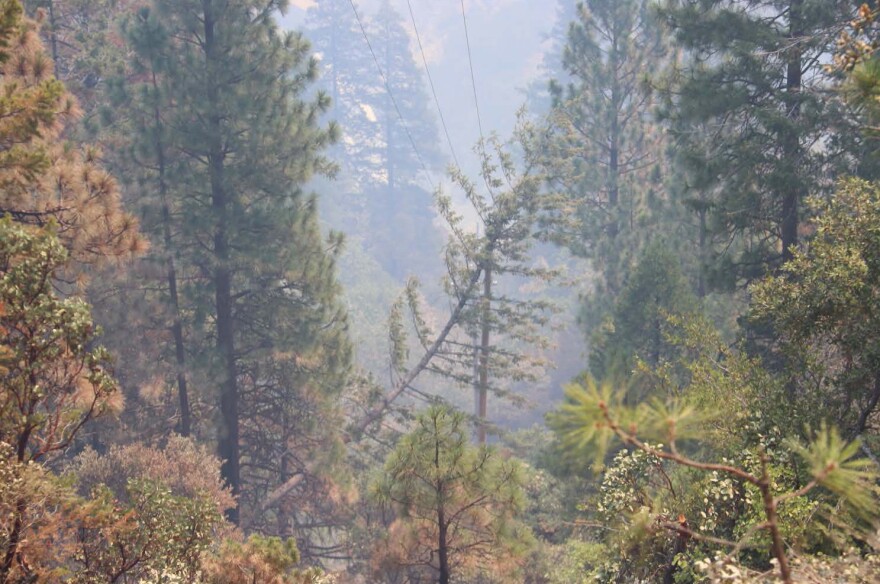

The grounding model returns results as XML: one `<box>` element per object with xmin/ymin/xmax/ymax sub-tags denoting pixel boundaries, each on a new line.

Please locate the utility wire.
<box><xmin>459</xmin><ymin>0</ymin><xmax>505</xmax><ymax>199</ymax></box>
<box><xmin>347</xmin><ymin>0</ymin><xmax>434</xmax><ymax>187</ymax></box>
<box><xmin>459</xmin><ymin>0</ymin><xmax>486</xmax><ymax>147</ymax></box>
<box><xmin>406</xmin><ymin>0</ymin><xmax>461</xmax><ymax>171</ymax></box>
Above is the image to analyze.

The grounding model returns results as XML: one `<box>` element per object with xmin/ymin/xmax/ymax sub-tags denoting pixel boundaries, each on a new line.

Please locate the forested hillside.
<box><xmin>3</xmin><ymin>0</ymin><xmax>880</xmax><ymax>582</ymax></box>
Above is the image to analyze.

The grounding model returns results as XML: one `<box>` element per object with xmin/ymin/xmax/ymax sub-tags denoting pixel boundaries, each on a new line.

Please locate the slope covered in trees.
<box><xmin>4</xmin><ymin>0</ymin><xmax>880</xmax><ymax>582</ymax></box>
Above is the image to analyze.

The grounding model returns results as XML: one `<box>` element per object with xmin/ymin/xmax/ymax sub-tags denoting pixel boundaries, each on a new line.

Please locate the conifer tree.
<box><xmin>658</xmin><ymin>0</ymin><xmax>859</xmax><ymax>288</ymax></box>
<box><xmin>0</xmin><ymin>0</ymin><xmax>142</xmax><ymax>271</ymax></box>
<box><xmin>387</xmin><ymin>137</ymin><xmax>560</xmax><ymax>444</ymax></box>
<box><xmin>264</xmin><ymin>135</ymin><xmax>559</xmax><ymax>507</ymax></box>
<box><xmin>370</xmin><ymin>405</ymin><xmax>532</xmax><ymax>583</ymax></box>
<box><xmin>366</xmin><ymin>0</ymin><xmax>444</xmax><ymax>279</ymax></box>
<box><xmin>119</xmin><ymin>0</ymin><xmax>352</xmax><ymax>526</ymax></box>
<box><xmin>588</xmin><ymin>242</ymin><xmax>696</xmax><ymax>383</ymax></box>
<box><xmin>306</xmin><ymin>0</ymin><xmax>445</xmax><ymax>280</ymax></box>
<box><xmin>524</xmin><ymin>0</ymin><xmax>578</xmax><ymax>116</ymax></box>
<box><xmin>372</xmin><ymin>0</ymin><xmax>443</xmax><ymax>191</ymax></box>
<box><xmin>101</xmin><ymin>7</ymin><xmax>197</xmax><ymax>438</ymax></box>
<box><xmin>23</xmin><ymin>0</ymin><xmax>135</xmax><ymax>118</ymax></box>
<box><xmin>539</xmin><ymin>0</ymin><xmax>670</xmax><ymax>312</ymax></box>
<box><xmin>304</xmin><ymin>0</ymin><xmax>380</xmax><ymax>186</ymax></box>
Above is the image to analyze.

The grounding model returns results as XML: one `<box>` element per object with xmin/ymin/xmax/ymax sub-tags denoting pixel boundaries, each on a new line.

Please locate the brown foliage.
<box><xmin>71</xmin><ymin>434</ymin><xmax>236</xmax><ymax>514</ymax></box>
<box><xmin>0</xmin><ymin>0</ymin><xmax>144</xmax><ymax>275</ymax></box>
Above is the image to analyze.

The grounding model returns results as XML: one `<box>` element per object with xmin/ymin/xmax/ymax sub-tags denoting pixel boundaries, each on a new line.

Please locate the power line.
<box><xmin>459</xmin><ymin>0</ymin><xmax>486</xmax><ymax>146</ymax></box>
<box><xmin>406</xmin><ymin>0</ymin><xmax>461</xmax><ymax>171</ymax></box>
<box><xmin>459</xmin><ymin>0</ymin><xmax>507</xmax><ymax>199</ymax></box>
<box><xmin>346</xmin><ymin>0</ymin><xmax>435</xmax><ymax>187</ymax></box>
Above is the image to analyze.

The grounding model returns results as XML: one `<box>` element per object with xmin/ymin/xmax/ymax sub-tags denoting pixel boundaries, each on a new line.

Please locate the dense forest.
<box><xmin>3</xmin><ymin>0</ymin><xmax>880</xmax><ymax>582</ymax></box>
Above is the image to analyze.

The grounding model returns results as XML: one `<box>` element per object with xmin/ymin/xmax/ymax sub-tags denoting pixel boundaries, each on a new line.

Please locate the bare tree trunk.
<box><xmin>46</xmin><ymin>0</ymin><xmax>60</xmax><ymax>73</ymax></box>
<box><xmin>437</xmin><ymin>507</ymin><xmax>449</xmax><ymax>584</ymax></box>
<box><xmin>150</xmin><ymin>71</ymin><xmax>191</xmax><ymax>438</ymax></box>
<box><xmin>781</xmin><ymin>0</ymin><xmax>802</xmax><ymax>263</ymax></box>
<box><xmin>476</xmin><ymin>266</ymin><xmax>491</xmax><ymax>445</ymax></box>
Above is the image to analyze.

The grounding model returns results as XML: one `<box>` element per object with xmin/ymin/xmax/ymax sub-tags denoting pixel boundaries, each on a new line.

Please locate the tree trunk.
<box><xmin>0</xmin><ymin>498</ymin><xmax>27</xmax><ymax>584</ymax></box>
<box><xmin>698</xmin><ymin>199</ymin><xmax>707</xmax><ymax>298</ymax></box>
<box><xmin>606</xmin><ymin>28</ymin><xmax>622</xmax><ymax>294</ymax></box>
<box><xmin>437</xmin><ymin>508</ymin><xmax>449</xmax><ymax>584</ymax></box>
<box><xmin>476</xmin><ymin>266</ymin><xmax>491</xmax><ymax>445</ymax></box>
<box><xmin>203</xmin><ymin>0</ymin><xmax>240</xmax><ymax>524</ymax></box>
<box><xmin>781</xmin><ymin>0</ymin><xmax>803</xmax><ymax>263</ymax></box>
<box><xmin>151</xmin><ymin>71</ymin><xmax>191</xmax><ymax>438</ymax></box>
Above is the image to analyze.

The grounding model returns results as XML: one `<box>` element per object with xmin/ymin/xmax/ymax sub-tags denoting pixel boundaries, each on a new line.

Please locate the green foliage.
<box><xmin>588</xmin><ymin>242</ymin><xmax>698</xmax><ymax>382</ymax></box>
<box><xmin>657</xmin><ymin>0</ymin><xmax>863</xmax><ymax>287</ymax></box>
<box><xmin>370</xmin><ymin>405</ymin><xmax>534</xmax><ymax>582</ymax></box>
<box><xmin>539</xmin><ymin>0</ymin><xmax>671</xmax><ymax>297</ymax></box>
<box><xmin>0</xmin><ymin>219</ymin><xmax>119</xmax><ymax>464</ymax></box>
<box><xmin>8</xmin><ymin>0</ymin><xmax>880</xmax><ymax>582</ymax></box>
<box><xmin>543</xmin><ymin>539</ymin><xmax>609</xmax><ymax>584</ymax></box>
<box><xmin>552</xmin><ymin>366</ymin><xmax>880</xmax><ymax>583</ymax></box>
<box><xmin>94</xmin><ymin>0</ymin><xmax>354</xmax><ymax>535</ymax></box>
<box><xmin>751</xmin><ymin>178</ymin><xmax>880</xmax><ymax>438</ymax></box>
<box><xmin>66</xmin><ymin>436</ymin><xmax>230</xmax><ymax>581</ymax></box>
<box><xmin>72</xmin><ymin>478</ymin><xmax>221</xmax><ymax>583</ymax></box>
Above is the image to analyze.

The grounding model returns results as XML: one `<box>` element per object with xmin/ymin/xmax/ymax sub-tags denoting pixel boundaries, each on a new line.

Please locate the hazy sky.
<box><xmin>279</xmin><ymin>0</ymin><xmax>558</xmax><ymax>181</ymax></box>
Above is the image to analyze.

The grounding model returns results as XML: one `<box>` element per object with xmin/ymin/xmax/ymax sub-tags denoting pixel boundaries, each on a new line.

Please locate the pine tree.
<box><xmin>372</xmin><ymin>0</ymin><xmax>442</xmax><ymax>191</ymax></box>
<box><xmin>524</xmin><ymin>0</ymin><xmax>578</xmax><ymax>116</ymax></box>
<box><xmin>22</xmin><ymin>0</ymin><xmax>135</xmax><ymax>119</ymax></box>
<box><xmin>118</xmin><ymin>0</ymin><xmax>352</xmax><ymax>527</ymax></box>
<box><xmin>304</xmin><ymin>0</ymin><xmax>380</xmax><ymax>186</ymax></box>
<box><xmin>306</xmin><ymin>0</ymin><xmax>445</xmax><ymax>281</ymax></box>
<box><xmin>658</xmin><ymin>0</ymin><xmax>859</xmax><ymax>289</ymax></box>
<box><xmin>0</xmin><ymin>0</ymin><xmax>142</xmax><ymax>271</ymax></box>
<box><xmin>539</xmin><ymin>0</ymin><xmax>671</xmax><ymax>310</ymax></box>
<box><xmin>104</xmin><ymin>7</ymin><xmax>197</xmax><ymax>438</ymax></box>
<box><xmin>587</xmin><ymin>242</ymin><xmax>697</xmax><ymax>384</ymax></box>
<box><xmin>370</xmin><ymin>405</ymin><xmax>532</xmax><ymax>583</ymax></box>
<box><xmin>385</xmin><ymin>136</ymin><xmax>561</xmax><ymax>444</ymax></box>
<box><xmin>365</xmin><ymin>0</ymin><xmax>444</xmax><ymax>280</ymax></box>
